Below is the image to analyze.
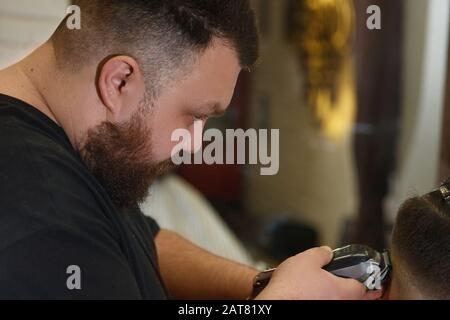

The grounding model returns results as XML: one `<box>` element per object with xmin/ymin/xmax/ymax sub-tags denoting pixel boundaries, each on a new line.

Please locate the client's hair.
<box><xmin>392</xmin><ymin>186</ymin><xmax>450</xmax><ymax>299</ymax></box>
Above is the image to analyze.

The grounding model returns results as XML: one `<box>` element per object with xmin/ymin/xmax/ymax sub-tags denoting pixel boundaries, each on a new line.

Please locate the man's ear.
<box><xmin>97</xmin><ymin>56</ymin><xmax>145</xmax><ymax>123</ymax></box>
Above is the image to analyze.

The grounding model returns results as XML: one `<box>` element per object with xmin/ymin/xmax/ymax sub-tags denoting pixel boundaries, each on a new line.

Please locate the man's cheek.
<box><xmin>191</xmin><ymin>120</ymin><xmax>205</xmax><ymax>154</ymax></box>
<box><xmin>157</xmin><ymin>133</ymin><xmax>184</xmax><ymax>162</ymax></box>
<box><xmin>153</xmin><ymin>142</ymin><xmax>175</xmax><ymax>163</ymax></box>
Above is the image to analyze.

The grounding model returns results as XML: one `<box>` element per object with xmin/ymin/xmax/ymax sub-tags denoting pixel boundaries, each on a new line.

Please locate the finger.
<box><xmin>362</xmin><ymin>290</ymin><xmax>383</xmax><ymax>300</ymax></box>
<box><xmin>301</xmin><ymin>246</ymin><xmax>333</xmax><ymax>267</ymax></box>
<box><xmin>335</xmin><ymin>278</ymin><xmax>367</xmax><ymax>300</ymax></box>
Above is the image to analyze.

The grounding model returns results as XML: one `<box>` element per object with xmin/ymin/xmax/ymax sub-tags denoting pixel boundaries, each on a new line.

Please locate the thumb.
<box><xmin>302</xmin><ymin>246</ymin><xmax>334</xmax><ymax>267</ymax></box>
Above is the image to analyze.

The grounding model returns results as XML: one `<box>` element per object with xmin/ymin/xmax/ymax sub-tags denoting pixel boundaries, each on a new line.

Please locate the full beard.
<box><xmin>78</xmin><ymin>106</ymin><xmax>174</xmax><ymax>210</ymax></box>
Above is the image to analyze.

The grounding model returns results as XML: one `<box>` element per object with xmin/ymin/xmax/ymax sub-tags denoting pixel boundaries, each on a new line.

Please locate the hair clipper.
<box><xmin>323</xmin><ymin>244</ymin><xmax>392</xmax><ymax>290</ymax></box>
<box><xmin>252</xmin><ymin>244</ymin><xmax>392</xmax><ymax>296</ymax></box>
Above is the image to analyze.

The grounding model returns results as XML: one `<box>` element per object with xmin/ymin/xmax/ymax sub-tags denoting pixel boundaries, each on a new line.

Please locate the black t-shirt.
<box><xmin>0</xmin><ymin>94</ymin><xmax>168</xmax><ymax>299</ymax></box>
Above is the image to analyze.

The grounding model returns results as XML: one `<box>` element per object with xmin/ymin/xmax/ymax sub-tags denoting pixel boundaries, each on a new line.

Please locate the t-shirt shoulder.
<box><xmin>0</xmin><ymin>102</ymin><xmax>118</xmax><ymax>253</ymax></box>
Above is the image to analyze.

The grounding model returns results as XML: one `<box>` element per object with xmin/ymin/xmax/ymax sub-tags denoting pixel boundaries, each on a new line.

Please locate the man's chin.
<box><xmin>112</xmin><ymin>161</ymin><xmax>176</xmax><ymax>210</ymax></box>
<box><xmin>154</xmin><ymin>159</ymin><xmax>178</xmax><ymax>176</ymax></box>
<box><xmin>78</xmin><ymin>112</ymin><xmax>178</xmax><ymax>211</ymax></box>
<box><xmin>83</xmin><ymin>158</ymin><xmax>177</xmax><ymax>211</ymax></box>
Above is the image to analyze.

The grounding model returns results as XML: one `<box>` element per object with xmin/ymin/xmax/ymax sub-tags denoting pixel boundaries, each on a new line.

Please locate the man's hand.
<box><xmin>255</xmin><ymin>246</ymin><xmax>382</xmax><ymax>300</ymax></box>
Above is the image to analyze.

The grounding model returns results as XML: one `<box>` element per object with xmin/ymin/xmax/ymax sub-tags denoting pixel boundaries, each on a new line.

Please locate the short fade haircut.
<box><xmin>392</xmin><ymin>189</ymin><xmax>450</xmax><ymax>299</ymax></box>
<box><xmin>51</xmin><ymin>0</ymin><xmax>259</xmax><ymax>97</ymax></box>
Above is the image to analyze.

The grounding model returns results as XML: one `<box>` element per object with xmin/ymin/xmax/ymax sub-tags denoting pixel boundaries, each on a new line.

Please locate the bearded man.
<box><xmin>0</xmin><ymin>0</ymin><xmax>379</xmax><ymax>300</ymax></box>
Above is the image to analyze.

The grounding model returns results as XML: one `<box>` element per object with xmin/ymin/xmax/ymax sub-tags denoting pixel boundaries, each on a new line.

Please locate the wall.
<box><xmin>385</xmin><ymin>0</ymin><xmax>450</xmax><ymax>222</ymax></box>
<box><xmin>0</xmin><ymin>0</ymin><xmax>67</xmax><ymax>68</ymax></box>
<box><xmin>246</xmin><ymin>0</ymin><xmax>358</xmax><ymax>246</ymax></box>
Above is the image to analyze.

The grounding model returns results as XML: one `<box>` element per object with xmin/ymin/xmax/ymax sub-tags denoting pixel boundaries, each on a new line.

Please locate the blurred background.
<box><xmin>1</xmin><ymin>0</ymin><xmax>450</xmax><ymax>268</ymax></box>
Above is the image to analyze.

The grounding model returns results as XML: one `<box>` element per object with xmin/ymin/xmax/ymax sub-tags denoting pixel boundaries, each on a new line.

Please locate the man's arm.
<box><xmin>155</xmin><ymin>229</ymin><xmax>258</xmax><ymax>300</ymax></box>
<box><xmin>155</xmin><ymin>230</ymin><xmax>383</xmax><ymax>300</ymax></box>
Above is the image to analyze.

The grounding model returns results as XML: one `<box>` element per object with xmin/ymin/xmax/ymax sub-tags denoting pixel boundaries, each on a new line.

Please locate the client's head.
<box><xmin>386</xmin><ymin>187</ymin><xmax>450</xmax><ymax>300</ymax></box>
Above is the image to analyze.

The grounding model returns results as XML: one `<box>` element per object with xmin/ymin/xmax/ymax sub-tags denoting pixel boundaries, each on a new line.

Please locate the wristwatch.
<box><xmin>250</xmin><ymin>268</ymin><xmax>276</xmax><ymax>299</ymax></box>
